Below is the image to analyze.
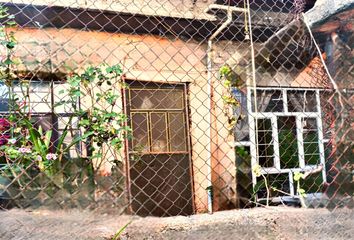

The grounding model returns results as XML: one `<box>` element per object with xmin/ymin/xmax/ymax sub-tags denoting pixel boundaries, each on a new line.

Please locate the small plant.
<box><xmin>294</xmin><ymin>171</ymin><xmax>307</xmax><ymax>207</ymax></box>
<box><xmin>111</xmin><ymin>221</ymin><xmax>131</xmax><ymax>240</ymax></box>
<box><xmin>219</xmin><ymin>65</ymin><xmax>243</xmax><ymax>88</ymax></box>
<box><xmin>0</xmin><ymin>6</ymin><xmax>17</xmax><ymax>85</ymax></box>
<box><xmin>252</xmin><ymin>164</ymin><xmax>270</xmax><ymax>206</ymax></box>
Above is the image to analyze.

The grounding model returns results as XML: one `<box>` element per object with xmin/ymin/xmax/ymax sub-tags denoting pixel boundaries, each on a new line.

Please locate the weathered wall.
<box><xmin>8</xmin><ymin>0</ymin><xmax>216</xmax><ymax>19</ymax></box>
<box><xmin>225</xmin><ymin>41</ymin><xmax>330</xmax><ymax>88</ymax></box>
<box><xmin>10</xmin><ymin>27</ymin><xmax>242</xmax><ymax>213</ymax></box>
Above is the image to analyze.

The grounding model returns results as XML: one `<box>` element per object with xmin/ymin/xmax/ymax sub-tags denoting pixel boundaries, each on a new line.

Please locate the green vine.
<box><xmin>219</xmin><ymin>65</ymin><xmax>244</xmax><ymax>133</ymax></box>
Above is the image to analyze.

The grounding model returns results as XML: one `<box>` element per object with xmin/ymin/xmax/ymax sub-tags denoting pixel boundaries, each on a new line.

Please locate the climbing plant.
<box><xmin>219</xmin><ymin>65</ymin><xmax>244</xmax><ymax>133</ymax></box>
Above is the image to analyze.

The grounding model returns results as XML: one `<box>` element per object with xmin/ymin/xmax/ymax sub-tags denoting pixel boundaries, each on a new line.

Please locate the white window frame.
<box><xmin>0</xmin><ymin>80</ymin><xmax>82</xmax><ymax>158</ymax></box>
<box><xmin>235</xmin><ymin>87</ymin><xmax>328</xmax><ymax>200</ymax></box>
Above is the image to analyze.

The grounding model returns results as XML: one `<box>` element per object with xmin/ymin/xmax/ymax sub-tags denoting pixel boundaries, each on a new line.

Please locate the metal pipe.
<box><xmin>205</xmin><ymin>5</ymin><xmax>245</xmax><ymax>214</ymax></box>
<box><xmin>204</xmin><ymin>4</ymin><xmax>247</xmax><ymax>14</ymax></box>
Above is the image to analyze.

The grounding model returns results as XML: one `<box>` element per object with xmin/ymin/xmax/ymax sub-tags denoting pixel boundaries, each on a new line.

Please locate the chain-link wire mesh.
<box><xmin>0</xmin><ymin>0</ymin><xmax>353</xmax><ymax>221</ymax></box>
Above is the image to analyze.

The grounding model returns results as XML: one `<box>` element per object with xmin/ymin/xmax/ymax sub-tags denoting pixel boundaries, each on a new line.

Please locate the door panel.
<box><xmin>130</xmin><ymin>154</ymin><xmax>193</xmax><ymax>216</ymax></box>
<box><xmin>126</xmin><ymin>82</ymin><xmax>193</xmax><ymax>216</ymax></box>
<box><xmin>150</xmin><ymin>112</ymin><xmax>168</xmax><ymax>153</ymax></box>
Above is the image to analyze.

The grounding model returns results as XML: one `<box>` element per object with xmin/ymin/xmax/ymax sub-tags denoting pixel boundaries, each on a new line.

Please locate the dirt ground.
<box><xmin>0</xmin><ymin>207</ymin><xmax>353</xmax><ymax>240</ymax></box>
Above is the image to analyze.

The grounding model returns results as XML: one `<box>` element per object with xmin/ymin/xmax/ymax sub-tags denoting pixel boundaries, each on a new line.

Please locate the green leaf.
<box><xmin>6</xmin><ymin>41</ymin><xmax>16</xmax><ymax>49</ymax></box>
<box><xmin>11</xmin><ymin>57</ymin><xmax>21</xmax><ymax>65</ymax></box>
<box><xmin>55</xmin><ymin>116</ymin><xmax>73</xmax><ymax>155</ymax></box>
<box><xmin>23</xmin><ymin>120</ymin><xmax>43</xmax><ymax>156</ymax></box>
<box><xmin>53</xmin><ymin>100</ymin><xmax>67</xmax><ymax>107</ymax></box>
<box><xmin>298</xmin><ymin>188</ymin><xmax>305</xmax><ymax>194</ymax></box>
<box><xmin>44</xmin><ymin>130</ymin><xmax>53</xmax><ymax>149</ymax></box>
<box><xmin>6</xmin><ymin>20</ymin><xmax>16</xmax><ymax>26</ymax></box>
<box><xmin>219</xmin><ymin>65</ymin><xmax>231</xmax><ymax>77</ymax></box>
<box><xmin>253</xmin><ymin>180</ymin><xmax>265</xmax><ymax>195</ymax></box>
<box><xmin>38</xmin><ymin>126</ymin><xmax>43</xmax><ymax>135</ymax></box>
<box><xmin>294</xmin><ymin>172</ymin><xmax>305</xmax><ymax>181</ymax></box>
<box><xmin>3</xmin><ymin>58</ymin><xmax>13</xmax><ymax>65</ymax></box>
<box><xmin>111</xmin><ymin>138</ymin><xmax>122</xmax><ymax>146</ymax></box>
<box><xmin>90</xmin><ymin>153</ymin><xmax>102</xmax><ymax>160</ymax></box>
<box><xmin>62</xmin><ymin>131</ymin><xmax>95</xmax><ymax>153</ymax></box>
<box><xmin>111</xmin><ymin>221</ymin><xmax>131</xmax><ymax>240</ymax></box>
<box><xmin>0</xmin><ymin>14</ymin><xmax>9</xmax><ymax>19</ymax></box>
<box><xmin>79</xmin><ymin>119</ymin><xmax>90</xmax><ymax>126</ymax></box>
<box><xmin>71</xmin><ymin>89</ymin><xmax>81</xmax><ymax>97</ymax></box>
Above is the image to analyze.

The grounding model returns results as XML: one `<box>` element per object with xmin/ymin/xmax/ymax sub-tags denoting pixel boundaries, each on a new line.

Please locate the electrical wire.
<box><xmin>302</xmin><ymin>13</ymin><xmax>344</xmax><ymax>108</ymax></box>
<box><xmin>246</xmin><ymin>0</ymin><xmax>260</xmax><ymax>165</ymax></box>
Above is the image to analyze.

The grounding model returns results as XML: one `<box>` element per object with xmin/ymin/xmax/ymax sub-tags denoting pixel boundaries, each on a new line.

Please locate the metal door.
<box><xmin>125</xmin><ymin>81</ymin><xmax>194</xmax><ymax>216</ymax></box>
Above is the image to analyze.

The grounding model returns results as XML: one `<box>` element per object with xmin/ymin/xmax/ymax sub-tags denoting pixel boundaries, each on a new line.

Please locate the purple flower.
<box><xmin>46</xmin><ymin>153</ymin><xmax>57</xmax><ymax>160</ymax></box>
<box><xmin>0</xmin><ymin>118</ymin><xmax>10</xmax><ymax>130</ymax></box>
<box><xmin>19</xmin><ymin>147</ymin><xmax>31</xmax><ymax>154</ymax></box>
<box><xmin>0</xmin><ymin>118</ymin><xmax>10</xmax><ymax>146</ymax></box>
<box><xmin>0</xmin><ymin>136</ymin><xmax>8</xmax><ymax>146</ymax></box>
<box><xmin>8</xmin><ymin>139</ymin><xmax>16</xmax><ymax>144</ymax></box>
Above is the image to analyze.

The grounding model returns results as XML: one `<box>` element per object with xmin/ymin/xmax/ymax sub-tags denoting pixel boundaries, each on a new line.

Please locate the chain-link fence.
<box><xmin>0</xmin><ymin>0</ymin><xmax>353</xmax><ymax>220</ymax></box>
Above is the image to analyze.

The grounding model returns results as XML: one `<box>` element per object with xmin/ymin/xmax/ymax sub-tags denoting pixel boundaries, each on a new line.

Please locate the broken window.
<box><xmin>235</xmin><ymin>87</ymin><xmax>328</xmax><ymax>201</ymax></box>
<box><xmin>288</xmin><ymin>90</ymin><xmax>317</xmax><ymax>112</ymax></box>
<box><xmin>252</xmin><ymin>89</ymin><xmax>284</xmax><ymax>112</ymax></box>
<box><xmin>232</xmin><ymin>88</ymin><xmax>249</xmax><ymax>142</ymax></box>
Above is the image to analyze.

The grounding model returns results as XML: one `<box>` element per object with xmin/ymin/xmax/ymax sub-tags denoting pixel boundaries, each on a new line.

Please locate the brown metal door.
<box><xmin>126</xmin><ymin>82</ymin><xmax>193</xmax><ymax>216</ymax></box>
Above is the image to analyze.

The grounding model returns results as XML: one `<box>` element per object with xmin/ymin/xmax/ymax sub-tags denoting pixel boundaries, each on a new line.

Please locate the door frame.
<box><xmin>122</xmin><ymin>79</ymin><xmax>195</xmax><ymax>215</ymax></box>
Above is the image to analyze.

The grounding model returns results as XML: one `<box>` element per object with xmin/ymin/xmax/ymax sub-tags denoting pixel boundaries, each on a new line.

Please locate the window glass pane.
<box><xmin>256</xmin><ymin>173</ymin><xmax>290</xmax><ymax>198</ymax></box>
<box><xmin>58</xmin><ymin>116</ymin><xmax>79</xmax><ymax>130</ymax></box>
<box><xmin>130</xmin><ymin>89</ymin><xmax>184</xmax><ymax>110</ymax></box>
<box><xmin>232</xmin><ymin>88</ymin><xmax>249</xmax><ymax>141</ymax></box>
<box><xmin>131</xmin><ymin>113</ymin><xmax>149</xmax><ymax>153</ymax></box>
<box><xmin>252</xmin><ymin>90</ymin><xmax>283</xmax><ymax>112</ymax></box>
<box><xmin>300</xmin><ymin>172</ymin><xmax>323</xmax><ymax>194</ymax></box>
<box><xmin>11</xmin><ymin>81</ymin><xmax>52</xmax><ymax>113</ymax></box>
<box><xmin>257</xmin><ymin>118</ymin><xmax>274</xmax><ymax>167</ymax></box>
<box><xmin>169</xmin><ymin>112</ymin><xmax>187</xmax><ymax>152</ymax></box>
<box><xmin>1</xmin><ymin>81</ymin><xmax>54</xmax><ymax>112</ymax></box>
<box><xmin>150</xmin><ymin>113</ymin><xmax>168</xmax><ymax>152</ymax></box>
<box><xmin>288</xmin><ymin>90</ymin><xmax>317</xmax><ymax>112</ymax></box>
<box><xmin>303</xmin><ymin>118</ymin><xmax>320</xmax><ymax>165</ymax></box>
<box><xmin>278</xmin><ymin>116</ymin><xmax>299</xmax><ymax>168</ymax></box>
<box><xmin>235</xmin><ymin>146</ymin><xmax>253</xmax><ymax>206</ymax></box>
<box><xmin>0</xmin><ymin>83</ymin><xmax>9</xmax><ymax>112</ymax></box>
<box><xmin>54</xmin><ymin>83</ymin><xmax>75</xmax><ymax>113</ymax></box>
<box><xmin>32</xmin><ymin>114</ymin><xmax>53</xmax><ymax>133</ymax></box>
<box><xmin>0</xmin><ymin>100</ymin><xmax>9</xmax><ymax>112</ymax></box>
<box><xmin>30</xmin><ymin>102</ymin><xmax>51</xmax><ymax>113</ymax></box>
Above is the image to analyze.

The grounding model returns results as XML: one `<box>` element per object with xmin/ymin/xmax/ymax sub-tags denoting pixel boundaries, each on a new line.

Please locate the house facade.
<box><xmin>0</xmin><ymin>0</ymin><xmax>352</xmax><ymax>215</ymax></box>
